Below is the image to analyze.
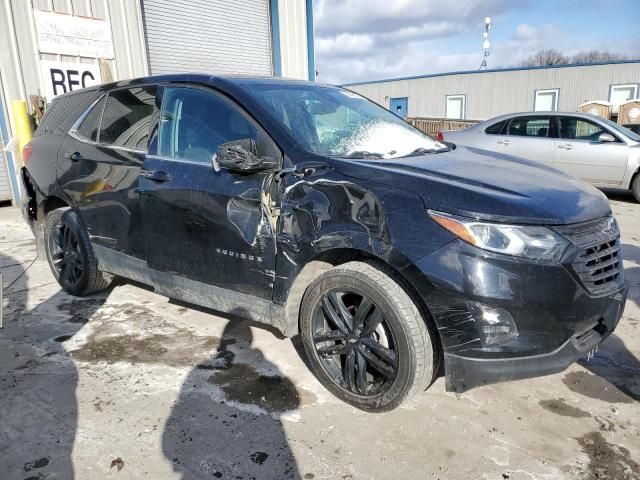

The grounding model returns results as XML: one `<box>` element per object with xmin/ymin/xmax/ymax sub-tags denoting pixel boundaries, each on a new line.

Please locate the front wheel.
<box><xmin>44</xmin><ymin>207</ymin><xmax>112</xmax><ymax>296</ymax></box>
<box><xmin>300</xmin><ymin>261</ymin><xmax>435</xmax><ymax>412</ymax></box>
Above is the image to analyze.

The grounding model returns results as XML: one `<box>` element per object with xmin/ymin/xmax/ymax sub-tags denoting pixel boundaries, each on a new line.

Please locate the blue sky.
<box><xmin>313</xmin><ymin>0</ymin><xmax>640</xmax><ymax>84</ymax></box>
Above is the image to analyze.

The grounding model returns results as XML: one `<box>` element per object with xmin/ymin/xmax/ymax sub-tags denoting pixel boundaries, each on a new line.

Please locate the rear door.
<box><xmin>495</xmin><ymin>115</ymin><xmax>556</xmax><ymax>166</ymax></box>
<box><xmin>139</xmin><ymin>85</ymin><xmax>282</xmax><ymax>300</ymax></box>
<box><xmin>553</xmin><ymin>116</ymin><xmax>629</xmax><ymax>185</ymax></box>
<box><xmin>59</xmin><ymin>85</ymin><xmax>156</xmax><ymax>259</ymax></box>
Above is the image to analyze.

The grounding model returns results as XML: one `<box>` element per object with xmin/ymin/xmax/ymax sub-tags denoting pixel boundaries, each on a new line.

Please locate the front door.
<box><xmin>390</xmin><ymin>97</ymin><xmax>408</xmax><ymax>118</ymax></box>
<box><xmin>553</xmin><ymin>116</ymin><xmax>629</xmax><ymax>185</ymax></box>
<box><xmin>59</xmin><ymin>86</ymin><xmax>156</xmax><ymax>259</ymax></box>
<box><xmin>139</xmin><ymin>85</ymin><xmax>282</xmax><ymax>300</ymax></box>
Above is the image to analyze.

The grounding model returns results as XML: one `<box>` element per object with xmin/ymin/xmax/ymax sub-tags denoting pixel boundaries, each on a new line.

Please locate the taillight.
<box><xmin>22</xmin><ymin>143</ymin><xmax>33</xmax><ymax>164</ymax></box>
<box><xmin>436</xmin><ymin>132</ymin><xmax>444</xmax><ymax>142</ymax></box>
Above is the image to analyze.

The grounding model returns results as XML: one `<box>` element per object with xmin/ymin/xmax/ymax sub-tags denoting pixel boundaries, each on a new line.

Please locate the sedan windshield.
<box><xmin>246</xmin><ymin>84</ymin><xmax>446</xmax><ymax>158</ymax></box>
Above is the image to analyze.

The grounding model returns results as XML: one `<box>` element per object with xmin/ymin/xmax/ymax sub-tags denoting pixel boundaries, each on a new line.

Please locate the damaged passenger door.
<box><xmin>139</xmin><ymin>85</ymin><xmax>282</xmax><ymax>300</ymax></box>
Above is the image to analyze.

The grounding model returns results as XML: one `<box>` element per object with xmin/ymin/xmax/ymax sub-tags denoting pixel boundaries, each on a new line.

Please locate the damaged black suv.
<box><xmin>21</xmin><ymin>75</ymin><xmax>628</xmax><ymax>411</ymax></box>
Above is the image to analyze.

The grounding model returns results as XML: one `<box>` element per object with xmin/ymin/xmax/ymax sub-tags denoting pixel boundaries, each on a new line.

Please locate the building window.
<box><xmin>609</xmin><ymin>84</ymin><xmax>638</xmax><ymax>108</ymax></box>
<box><xmin>534</xmin><ymin>89</ymin><xmax>559</xmax><ymax>112</ymax></box>
<box><xmin>445</xmin><ymin>95</ymin><xmax>466</xmax><ymax>119</ymax></box>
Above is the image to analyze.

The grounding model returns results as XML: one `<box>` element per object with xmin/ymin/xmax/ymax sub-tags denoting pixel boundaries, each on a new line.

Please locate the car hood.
<box><xmin>332</xmin><ymin>146</ymin><xmax>611</xmax><ymax>225</ymax></box>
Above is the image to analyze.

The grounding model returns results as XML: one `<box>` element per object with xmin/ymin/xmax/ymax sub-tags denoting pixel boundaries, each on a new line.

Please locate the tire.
<box><xmin>300</xmin><ymin>261</ymin><xmax>435</xmax><ymax>412</ymax></box>
<box><xmin>632</xmin><ymin>174</ymin><xmax>640</xmax><ymax>203</ymax></box>
<box><xmin>44</xmin><ymin>207</ymin><xmax>112</xmax><ymax>296</ymax></box>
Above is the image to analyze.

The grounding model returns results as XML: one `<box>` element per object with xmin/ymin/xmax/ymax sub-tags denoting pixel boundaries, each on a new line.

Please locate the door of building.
<box><xmin>390</xmin><ymin>97</ymin><xmax>408</xmax><ymax>118</ymax></box>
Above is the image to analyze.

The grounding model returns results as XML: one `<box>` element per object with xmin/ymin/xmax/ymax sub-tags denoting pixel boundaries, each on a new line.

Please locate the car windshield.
<box><xmin>599</xmin><ymin>117</ymin><xmax>640</xmax><ymax>142</ymax></box>
<box><xmin>246</xmin><ymin>84</ymin><xmax>447</xmax><ymax>158</ymax></box>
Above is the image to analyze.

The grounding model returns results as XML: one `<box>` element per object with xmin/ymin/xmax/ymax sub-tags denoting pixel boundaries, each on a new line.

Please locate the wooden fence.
<box><xmin>407</xmin><ymin>117</ymin><xmax>481</xmax><ymax>138</ymax></box>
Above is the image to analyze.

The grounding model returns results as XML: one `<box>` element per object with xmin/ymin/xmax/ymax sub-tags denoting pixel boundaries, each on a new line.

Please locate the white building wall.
<box><xmin>346</xmin><ymin>62</ymin><xmax>640</xmax><ymax>120</ymax></box>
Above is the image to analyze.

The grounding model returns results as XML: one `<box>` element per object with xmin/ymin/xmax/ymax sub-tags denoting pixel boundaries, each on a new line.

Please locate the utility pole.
<box><xmin>479</xmin><ymin>17</ymin><xmax>491</xmax><ymax>70</ymax></box>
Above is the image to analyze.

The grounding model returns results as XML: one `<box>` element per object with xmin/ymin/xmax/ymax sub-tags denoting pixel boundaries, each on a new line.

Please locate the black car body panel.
<box><xmin>21</xmin><ymin>74</ymin><xmax>627</xmax><ymax>393</ymax></box>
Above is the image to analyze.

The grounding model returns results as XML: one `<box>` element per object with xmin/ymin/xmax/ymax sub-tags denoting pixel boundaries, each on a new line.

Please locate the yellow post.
<box><xmin>12</xmin><ymin>100</ymin><xmax>32</xmax><ymax>165</ymax></box>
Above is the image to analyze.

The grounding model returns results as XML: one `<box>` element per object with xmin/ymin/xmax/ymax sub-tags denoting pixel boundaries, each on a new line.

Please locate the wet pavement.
<box><xmin>1</xmin><ymin>192</ymin><xmax>639</xmax><ymax>479</ymax></box>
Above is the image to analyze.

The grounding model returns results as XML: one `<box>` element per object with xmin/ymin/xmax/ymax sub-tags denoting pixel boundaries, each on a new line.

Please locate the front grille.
<box><xmin>554</xmin><ymin>217</ymin><xmax>624</xmax><ymax>295</ymax></box>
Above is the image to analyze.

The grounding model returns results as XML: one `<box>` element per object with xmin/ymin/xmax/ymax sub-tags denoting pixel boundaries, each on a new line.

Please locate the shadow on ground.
<box><xmin>0</xmin><ymin>251</ymin><xmax>107</xmax><ymax>478</ymax></box>
<box><xmin>162</xmin><ymin>318</ymin><xmax>303</xmax><ymax>479</ymax></box>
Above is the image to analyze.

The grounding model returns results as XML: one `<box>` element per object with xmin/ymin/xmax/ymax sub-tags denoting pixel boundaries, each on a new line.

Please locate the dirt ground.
<box><xmin>1</xmin><ymin>192</ymin><xmax>639</xmax><ymax>480</ymax></box>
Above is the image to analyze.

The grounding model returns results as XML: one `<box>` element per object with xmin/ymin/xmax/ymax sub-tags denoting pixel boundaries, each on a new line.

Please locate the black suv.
<box><xmin>21</xmin><ymin>75</ymin><xmax>628</xmax><ymax>411</ymax></box>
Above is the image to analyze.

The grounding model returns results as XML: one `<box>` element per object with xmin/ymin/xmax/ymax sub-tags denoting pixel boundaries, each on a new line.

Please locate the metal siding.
<box><xmin>348</xmin><ymin>63</ymin><xmax>640</xmax><ymax>120</ymax></box>
<box><xmin>278</xmin><ymin>0</ymin><xmax>308</xmax><ymax>80</ymax></box>
<box><xmin>142</xmin><ymin>0</ymin><xmax>273</xmax><ymax>76</ymax></box>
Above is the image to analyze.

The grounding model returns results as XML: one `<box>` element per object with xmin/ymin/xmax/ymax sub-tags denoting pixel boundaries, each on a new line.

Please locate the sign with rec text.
<box><xmin>41</xmin><ymin>61</ymin><xmax>102</xmax><ymax>100</ymax></box>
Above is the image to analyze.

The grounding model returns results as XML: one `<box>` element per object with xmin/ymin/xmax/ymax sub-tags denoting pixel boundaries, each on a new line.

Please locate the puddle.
<box><xmin>208</xmin><ymin>363</ymin><xmax>315</xmax><ymax>413</ymax></box>
<box><xmin>71</xmin><ymin>331</ymin><xmax>220</xmax><ymax>366</ymax></box>
<box><xmin>562</xmin><ymin>372</ymin><xmax>634</xmax><ymax>404</ymax></box>
<box><xmin>539</xmin><ymin>398</ymin><xmax>591</xmax><ymax>418</ymax></box>
<box><xmin>576</xmin><ymin>431</ymin><xmax>639</xmax><ymax>479</ymax></box>
<box><xmin>54</xmin><ymin>334</ymin><xmax>73</xmax><ymax>343</ymax></box>
<box><xmin>57</xmin><ymin>298</ymin><xmax>106</xmax><ymax>324</ymax></box>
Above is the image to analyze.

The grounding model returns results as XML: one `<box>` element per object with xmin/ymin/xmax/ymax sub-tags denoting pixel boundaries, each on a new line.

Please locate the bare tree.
<box><xmin>571</xmin><ymin>50</ymin><xmax>625</xmax><ymax>63</ymax></box>
<box><xmin>521</xmin><ymin>49</ymin><xmax>569</xmax><ymax>67</ymax></box>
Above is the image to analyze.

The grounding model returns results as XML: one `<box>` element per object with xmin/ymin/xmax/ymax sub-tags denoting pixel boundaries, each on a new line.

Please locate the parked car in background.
<box><xmin>439</xmin><ymin>112</ymin><xmax>640</xmax><ymax>202</ymax></box>
<box><xmin>21</xmin><ymin>76</ymin><xmax>627</xmax><ymax>411</ymax></box>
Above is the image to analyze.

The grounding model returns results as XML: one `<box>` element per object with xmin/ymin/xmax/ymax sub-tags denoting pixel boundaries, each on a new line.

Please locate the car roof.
<box><xmin>52</xmin><ymin>74</ymin><xmax>335</xmax><ymax>101</ymax></box>
<box><xmin>477</xmin><ymin>111</ymin><xmax>608</xmax><ymax>126</ymax></box>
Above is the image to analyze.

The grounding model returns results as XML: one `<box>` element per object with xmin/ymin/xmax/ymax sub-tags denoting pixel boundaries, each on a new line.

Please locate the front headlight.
<box><xmin>428</xmin><ymin>210</ymin><xmax>569</xmax><ymax>261</ymax></box>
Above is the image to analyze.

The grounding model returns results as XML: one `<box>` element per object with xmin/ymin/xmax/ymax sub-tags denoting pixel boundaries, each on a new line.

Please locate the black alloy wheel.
<box><xmin>300</xmin><ymin>262</ymin><xmax>435</xmax><ymax>412</ymax></box>
<box><xmin>312</xmin><ymin>289</ymin><xmax>398</xmax><ymax>396</ymax></box>
<box><xmin>49</xmin><ymin>221</ymin><xmax>84</xmax><ymax>287</ymax></box>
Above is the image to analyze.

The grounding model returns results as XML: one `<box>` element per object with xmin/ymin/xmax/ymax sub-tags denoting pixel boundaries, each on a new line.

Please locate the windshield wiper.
<box><xmin>339</xmin><ymin>150</ymin><xmax>385</xmax><ymax>159</ymax></box>
<box><xmin>400</xmin><ymin>146</ymin><xmax>450</xmax><ymax>158</ymax></box>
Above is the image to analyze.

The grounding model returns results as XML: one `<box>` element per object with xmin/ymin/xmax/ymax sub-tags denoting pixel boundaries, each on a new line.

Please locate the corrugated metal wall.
<box><xmin>346</xmin><ymin>63</ymin><xmax>640</xmax><ymax>120</ymax></box>
<box><xmin>141</xmin><ymin>0</ymin><xmax>273</xmax><ymax>76</ymax></box>
<box><xmin>278</xmin><ymin>0</ymin><xmax>309</xmax><ymax>80</ymax></box>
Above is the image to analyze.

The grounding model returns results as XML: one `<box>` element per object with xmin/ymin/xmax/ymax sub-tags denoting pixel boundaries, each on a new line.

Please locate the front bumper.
<box><xmin>403</xmin><ymin>238</ymin><xmax>628</xmax><ymax>393</ymax></box>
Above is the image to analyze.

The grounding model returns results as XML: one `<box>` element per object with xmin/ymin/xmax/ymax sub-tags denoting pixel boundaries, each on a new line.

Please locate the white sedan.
<box><xmin>439</xmin><ymin>112</ymin><xmax>640</xmax><ymax>202</ymax></box>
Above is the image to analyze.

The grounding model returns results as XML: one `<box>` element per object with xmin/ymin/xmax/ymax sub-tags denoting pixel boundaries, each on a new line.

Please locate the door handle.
<box><xmin>140</xmin><ymin>169</ymin><xmax>171</xmax><ymax>183</ymax></box>
<box><xmin>557</xmin><ymin>144</ymin><xmax>574</xmax><ymax>150</ymax></box>
<box><xmin>65</xmin><ymin>151</ymin><xmax>84</xmax><ymax>162</ymax></box>
<box><xmin>497</xmin><ymin>139</ymin><xmax>510</xmax><ymax>145</ymax></box>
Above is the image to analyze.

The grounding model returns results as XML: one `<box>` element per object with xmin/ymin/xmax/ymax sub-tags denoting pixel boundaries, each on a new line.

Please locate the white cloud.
<box><xmin>313</xmin><ymin>0</ymin><xmax>640</xmax><ymax>85</ymax></box>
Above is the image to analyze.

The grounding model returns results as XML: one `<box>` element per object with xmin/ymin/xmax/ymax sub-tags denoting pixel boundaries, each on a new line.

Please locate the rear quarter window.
<box><xmin>485</xmin><ymin>120</ymin><xmax>507</xmax><ymax>135</ymax></box>
<box><xmin>35</xmin><ymin>91</ymin><xmax>101</xmax><ymax>137</ymax></box>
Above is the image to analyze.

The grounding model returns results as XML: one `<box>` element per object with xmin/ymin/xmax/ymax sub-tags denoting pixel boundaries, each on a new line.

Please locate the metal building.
<box><xmin>344</xmin><ymin>60</ymin><xmax>640</xmax><ymax>121</ymax></box>
<box><xmin>0</xmin><ymin>0</ymin><xmax>315</xmax><ymax>205</ymax></box>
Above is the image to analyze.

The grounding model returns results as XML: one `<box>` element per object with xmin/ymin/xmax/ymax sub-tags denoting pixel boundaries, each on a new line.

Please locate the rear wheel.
<box><xmin>632</xmin><ymin>174</ymin><xmax>640</xmax><ymax>203</ymax></box>
<box><xmin>44</xmin><ymin>207</ymin><xmax>112</xmax><ymax>296</ymax></box>
<box><xmin>300</xmin><ymin>261</ymin><xmax>435</xmax><ymax>412</ymax></box>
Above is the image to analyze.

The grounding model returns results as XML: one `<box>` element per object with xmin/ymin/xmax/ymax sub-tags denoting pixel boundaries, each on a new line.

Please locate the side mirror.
<box><xmin>598</xmin><ymin>133</ymin><xmax>616</xmax><ymax>143</ymax></box>
<box><xmin>212</xmin><ymin>139</ymin><xmax>276</xmax><ymax>173</ymax></box>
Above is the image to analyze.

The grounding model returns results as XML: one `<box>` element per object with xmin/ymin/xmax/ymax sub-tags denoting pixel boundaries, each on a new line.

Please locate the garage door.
<box><xmin>141</xmin><ymin>0</ymin><xmax>273</xmax><ymax>76</ymax></box>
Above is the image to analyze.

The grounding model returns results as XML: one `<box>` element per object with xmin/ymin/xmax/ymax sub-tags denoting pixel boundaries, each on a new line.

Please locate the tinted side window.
<box><xmin>158</xmin><ymin>87</ymin><xmax>279</xmax><ymax>164</ymax></box>
<box><xmin>485</xmin><ymin>120</ymin><xmax>506</xmax><ymax>135</ymax></box>
<box><xmin>506</xmin><ymin>116</ymin><xmax>551</xmax><ymax>137</ymax></box>
<box><xmin>100</xmin><ymin>86</ymin><xmax>156</xmax><ymax>150</ymax></box>
<box><xmin>557</xmin><ymin>117</ymin><xmax>610</xmax><ymax>141</ymax></box>
<box><xmin>75</xmin><ymin>96</ymin><xmax>106</xmax><ymax>142</ymax></box>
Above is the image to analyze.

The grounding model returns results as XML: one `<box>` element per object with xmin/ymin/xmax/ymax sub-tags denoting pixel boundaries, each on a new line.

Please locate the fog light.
<box><xmin>467</xmin><ymin>302</ymin><xmax>518</xmax><ymax>346</ymax></box>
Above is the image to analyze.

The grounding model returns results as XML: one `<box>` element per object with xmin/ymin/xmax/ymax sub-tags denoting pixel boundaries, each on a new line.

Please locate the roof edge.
<box><xmin>340</xmin><ymin>59</ymin><xmax>640</xmax><ymax>87</ymax></box>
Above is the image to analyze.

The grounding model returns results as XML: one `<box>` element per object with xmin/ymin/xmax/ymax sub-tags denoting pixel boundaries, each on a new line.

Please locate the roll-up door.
<box><xmin>141</xmin><ymin>0</ymin><xmax>273</xmax><ymax>76</ymax></box>
<box><xmin>0</xmin><ymin>150</ymin><xmax>11</xmax><ymax>202</ymax></box>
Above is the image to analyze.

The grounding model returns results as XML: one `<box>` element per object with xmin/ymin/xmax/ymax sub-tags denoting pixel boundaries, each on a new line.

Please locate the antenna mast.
<box><xmin>479</xmin><ymin>17</ymin><xmax>491</xmax><ymax>70</ymax></box>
